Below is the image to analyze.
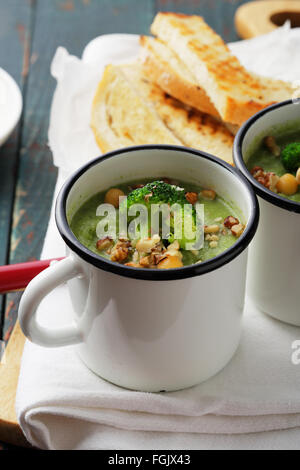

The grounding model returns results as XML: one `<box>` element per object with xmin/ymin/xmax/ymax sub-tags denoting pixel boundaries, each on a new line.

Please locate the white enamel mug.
<box><xmin>234</xmin><ymin>100</ymin><xmax>300</xmax><ymax>327</ymax></box>
<box><xmin>19</xmin><ymin>146</ymin><xmax>258</xmax><ymax>392</ymax></box>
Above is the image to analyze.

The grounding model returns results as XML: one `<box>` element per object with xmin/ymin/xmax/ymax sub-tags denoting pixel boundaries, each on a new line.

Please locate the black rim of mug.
<box><xmin>234</xmin><ymin>99</ymin><xmax>300</xmax><ymax>214</ymax></box>
<box><xmin>55</xmin><ymin>145</ymin><xmax>259</xmax><ymax>281</ymax></box>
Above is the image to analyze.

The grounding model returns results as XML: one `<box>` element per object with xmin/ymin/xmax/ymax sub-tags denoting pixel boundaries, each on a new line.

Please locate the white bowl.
<box><xmin>0</xmin><ymin>68</ymin><xmax>23</xmax><ymax>146</ymax></box>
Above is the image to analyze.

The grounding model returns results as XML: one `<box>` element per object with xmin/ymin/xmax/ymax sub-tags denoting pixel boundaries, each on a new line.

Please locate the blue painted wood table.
<box><xmin>0</xmin><ymin>0</ymin><xmax>247</xmax><ymax>450</ymax></box>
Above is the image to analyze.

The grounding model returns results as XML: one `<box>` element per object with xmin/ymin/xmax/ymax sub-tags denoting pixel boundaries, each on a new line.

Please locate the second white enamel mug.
<box><xmin>234</xmin><ymin>100</ymin><xmax>300</xmax><ymax>327</ymax></box>
<box><xmin>19</xmin><ymin>146</ymin><xmax>258</xmax><ymax>392</ymax></box>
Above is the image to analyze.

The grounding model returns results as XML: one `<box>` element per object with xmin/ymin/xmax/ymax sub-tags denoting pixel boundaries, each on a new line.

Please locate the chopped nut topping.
<box><xmin>204</xmin><ymin>224</ymin><xmax>220</xmax><ymax>234</ymax></box>
<box><xmin>136</xmin><ymin>235</ymin><xmax>161</xmax><ymax>253</ymax></box>
<box><xmin>96</xmin><ymin>237</ymin><xmax>113</xmax><ymax>251</ymax></box>
<box><xmin>151</xmin><ymin>243</ymin><xmax>165</xmax><ymax>254</ymax></box>
<box><xmin>265</xmin><ymin>172</ymin><xmax>280</xmax><ymax>192</ymax></box>
<box><xmin>224</xmin><ymin>216</ymin><xmax>239</xmax><ymax>229</ymax></box>
<box><xmin>200</xmin><ymin>189</ymin><xmax>216</xmax><ymax>200</ymax></box>
<box><xmin>231</xmin><ymin>223</ymin><xmax>245</xmax><ymax>238</ymax></box>
<box><xmin>185</xmin><ymin>192</ymin><xmax>198</xmax><ymax>204</ymax></box>
<box><xmin>251</xmin><ymin>166</ymin><xmax>279</xmax><ymax>192</ymax></box>
<box><xmin>110</xmin><ymin>239</ymin><xmax>131</xmax><ymax>262</ymax></box>
<box><xmin>153</xmin><ymin>253</ymin><xmax>168</xmax><ymax>265</ymax></box>
<box><xmin>251</xmin><ymin>166</ymin><xmax>265</xmax><ymax>179</ymax></box>
<box><xmin>264</xmin><ymin>136</ymin><xmax>281</xmax><ymax>157</ymax></box>
<box><xmin>257</xmin><ymin>176</ymin><xmax>267</xmax><ymax>186</ymax></box>
<box><xmin>210</xmin><ymin>234</ymin><xmax>219</xmax><ymax>241</ymax></box>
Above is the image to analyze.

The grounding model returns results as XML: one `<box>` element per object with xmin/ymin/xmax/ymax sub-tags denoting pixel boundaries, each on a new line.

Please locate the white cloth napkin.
<box><xmin>16</xmin><ymin>26</ymin><xmax>300</xmax><ymax>450</ymax></box>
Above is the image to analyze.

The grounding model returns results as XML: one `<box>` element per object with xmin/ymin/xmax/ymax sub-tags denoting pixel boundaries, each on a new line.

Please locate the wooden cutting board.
<box><xmin>0</xmin><ymin>322</ymin><xmax>30</xmax><ymax>447</ymax></box>
<box><xmin>235</xmin><ymin>0</ymin><xmax>300</xmax><ymax>39</ymax></box>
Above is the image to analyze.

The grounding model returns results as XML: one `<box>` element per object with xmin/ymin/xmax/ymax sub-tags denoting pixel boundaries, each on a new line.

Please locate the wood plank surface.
<box><xmin>0</xmin><ymin>322</ymin><xmax>28</xmax><ymax>447</ymax></box>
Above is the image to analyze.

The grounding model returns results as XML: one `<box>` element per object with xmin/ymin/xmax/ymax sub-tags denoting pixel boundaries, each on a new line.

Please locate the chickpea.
<box><xmin>204</xmin><ymin>224</ymin><xmax>220</xmax><ymax>234</ymax></box>
<box><xmin>157</xmin><ymin>255</ymin><xmax>183</xmax><ymax>269</ymax></box>
<box><xmin>224</xmin><ymin>216</ymin><xmax>239</xmax><ymax>229</ymax></box>
<box><xmin>276</xmin><ymin>174</ymin><xmax>298</xmax><ymax>196</ymax></box>
<box><xmin>104</xmin><ymin>188</ymin><xmax>125</xmax><ymax>208</ymax></box>
<box><xmin>296</xmin><ymin>168</ymin><xmax>300</xmax><ymax>185</ymax></box>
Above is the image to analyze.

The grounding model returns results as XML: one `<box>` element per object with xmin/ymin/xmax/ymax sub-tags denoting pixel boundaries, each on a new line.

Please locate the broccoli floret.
<box><xmin>125</xmin><ymin>180</ymin><xmax>187</xmax><ymax>207</ymax></box>
<box><xmin>120</xmin><ymin>181</ymin><xmax>198</xmax><ymax>248</ymax></box>
<box><xmin>281</xmin><ymin>142</ymin><xmax>300</xmax><ymax>171</ymax></box>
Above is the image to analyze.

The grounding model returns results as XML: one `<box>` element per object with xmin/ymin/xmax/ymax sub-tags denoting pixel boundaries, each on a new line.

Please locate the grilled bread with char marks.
<box><xmin>140</xmin><ymin>35</ymin><xmax>220</xmax><ymax>119</ymax></box>
<box><xmin>150</xmin><ymin>12</ymin><xmax>294</xmax><ymax>126</ymax></box>
<box><xmin>91</xmin><ymin>63</ymin><xmax>234</xmax><ymax>163</ymax></box>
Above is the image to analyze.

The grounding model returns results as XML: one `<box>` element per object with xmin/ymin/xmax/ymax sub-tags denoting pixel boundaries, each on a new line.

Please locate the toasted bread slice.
<box><xmin>91</xmin><ymin>63</ymin><xmax>234</xmax><ymax>163</ymax></box>
<box><xmin>91</xmin><ymin>64</ymin><xmax>181</xmax><ymax>153</ymax></box>
<box><xmin>91</xmin><ymin>64</ymin><xmax>234</xmax><ymax>162</ymax></box>
<box><xmin>150</xmin><ymin>12</ymin><xmax>294</xmax><ymax>125</ymax></box>
<box><xmin>121</xmin><ymin>64</ymin><xmax>233</xmax><ymax>163</ymax></box>
<box><xmin>140</xmin><ymin>35</ymin><xmax>220</xmax><ymax>119</ymax></box>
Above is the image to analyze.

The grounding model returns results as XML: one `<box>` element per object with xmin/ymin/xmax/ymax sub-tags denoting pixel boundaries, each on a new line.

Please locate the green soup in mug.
<box><xmin>246</xmin><ymin>127</ymin><xmax>300</xmax><ymax>202</ymax></box>
<box><xmin>70</xmin><ymin>178</ymin><xmax>244</xmax><ymax>269</ymax></box>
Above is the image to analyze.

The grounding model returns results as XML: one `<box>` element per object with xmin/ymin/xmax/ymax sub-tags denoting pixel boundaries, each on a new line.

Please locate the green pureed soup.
<box><xmin>246</xmin><ymin>128</ymin><xmax>300</xmax><ymax>202</ymax></box>
<box><xmin>70</xmin><ymin>179</ymin><xmax>245</xmax><ymax>269</ymax></box>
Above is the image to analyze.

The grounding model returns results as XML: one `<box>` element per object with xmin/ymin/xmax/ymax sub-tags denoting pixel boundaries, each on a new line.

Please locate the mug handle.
<box><xmin>18</xmin><ymin>255</ymin><xmax>84</xmax><ymax>347</ymax></box>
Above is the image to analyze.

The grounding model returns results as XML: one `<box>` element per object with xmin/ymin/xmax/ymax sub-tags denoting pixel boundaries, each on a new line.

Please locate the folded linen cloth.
<box><xmin>16</xmin><ymin>25</ymin><xmax>300</xmax><ymax>450</ymax></box>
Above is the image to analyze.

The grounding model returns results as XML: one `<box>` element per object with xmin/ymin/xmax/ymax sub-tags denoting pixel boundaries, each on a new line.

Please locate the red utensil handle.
<box><xmin>0</xmin><ymin>258</ymin><xmax>65</xmax><ymax>294</ymax></box>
